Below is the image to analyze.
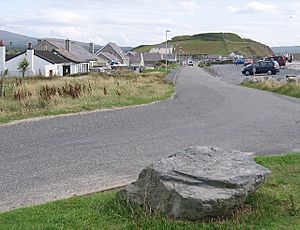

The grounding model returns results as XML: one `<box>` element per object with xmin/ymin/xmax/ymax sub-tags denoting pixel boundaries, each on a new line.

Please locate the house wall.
<box><xmin>0</xmin><ymin>46</ymin><xmax>6</xmax><ymax>74</ymax></box>
<box><xmin>150</xmin><ymin>47</ymin><xmax>173</xmax><ymax>55</ymax></box>
<box><xmin>6</xmin><ymin>53</ymin><xmax>29</xmax><ymax>77</ymax></box>
<box><xmin>71</xmin><ymin>64</ymin><xmax>78</xmax><ymax>75</ymax></box>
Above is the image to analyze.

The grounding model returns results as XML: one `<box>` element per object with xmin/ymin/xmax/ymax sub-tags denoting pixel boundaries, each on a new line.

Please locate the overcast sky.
<box><xmin>1</xmin><ymin>0</ymin><xmax>299</xmax><ymax>47</ymax></box>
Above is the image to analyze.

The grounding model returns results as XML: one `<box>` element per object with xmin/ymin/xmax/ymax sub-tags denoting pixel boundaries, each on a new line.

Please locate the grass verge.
<box><xmin>243</xmin><ymin>81</ymin><xmax>300</xmax><ymax>99</ymax></box>
<box><xmin>0</xmin><ymin>153</ymin><xmax>299</xmax><ymax>229</ymax></box>
<box><xmin>0</xmin><ymin>72</ymin><xmax>174</xmax><ymax>124</ymax></box>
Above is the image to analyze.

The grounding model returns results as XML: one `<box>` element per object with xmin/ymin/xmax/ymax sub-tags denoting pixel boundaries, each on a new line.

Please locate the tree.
<box><xmin>18</xmin><ymin>59</ymin><xmax>29</xmax><ymax>77</ymax></box>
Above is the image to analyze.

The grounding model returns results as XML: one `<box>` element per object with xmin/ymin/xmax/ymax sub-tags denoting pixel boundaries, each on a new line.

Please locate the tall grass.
<box><xmin>0</xmin><ymin>72</ymin><xmax>174</xmax><ymax>124</ymax></box>
<box><xmin>243</xmin><ymin>81</ymin><xmax>300</xmax><ymax>98</ymax></box>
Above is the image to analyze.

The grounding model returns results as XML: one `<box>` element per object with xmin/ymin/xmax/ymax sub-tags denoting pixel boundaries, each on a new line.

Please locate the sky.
<box><xmin>1</xmin><ymin>0</ymin><xmax>300</xmax><ymax>47</ymax></box>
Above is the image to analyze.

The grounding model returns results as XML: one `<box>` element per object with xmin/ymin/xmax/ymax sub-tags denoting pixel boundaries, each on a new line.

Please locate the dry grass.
<box><xmin>0</xmin><ymin>72</ymin><xmax>174</xmax><ymax>124</ymax></box>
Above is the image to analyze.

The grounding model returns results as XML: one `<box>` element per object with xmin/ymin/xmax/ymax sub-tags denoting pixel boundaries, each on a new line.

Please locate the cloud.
<box><xmin>228</xmin><ymin>6</ymin><xmax>241</xmax><ymax>13</ymax></box>
<box><xmin>1</xmin><ymin>0</ymin><xmax>300</xmax><ymax>46</ymax></box>
<box><xmin>246</xmin><ymin>1</ymin><xmax>279</xmax><ymax>13</ymax></box>
<box><xmin>179</xmin><ymin>0</ymin><xmax>201</xmax><ymax>13</ymax></box>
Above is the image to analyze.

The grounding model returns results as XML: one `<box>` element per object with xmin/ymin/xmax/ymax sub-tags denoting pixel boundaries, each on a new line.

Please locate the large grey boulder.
<box><xmin>118</xmin><ymin>146</ymin><xmax>270</xmax><ymax>221</ymax></box>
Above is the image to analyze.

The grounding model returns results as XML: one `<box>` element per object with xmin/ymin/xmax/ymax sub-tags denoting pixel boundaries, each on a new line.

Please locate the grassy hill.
<box><xmin>133</xmin><ymin>32</ymin><xmax>274</xmax><ymax>57</ymax></box>
<box><xmin>0</xmin><ymin>30</ymin><xmax>38</xmax><ymax>53</ymax></box>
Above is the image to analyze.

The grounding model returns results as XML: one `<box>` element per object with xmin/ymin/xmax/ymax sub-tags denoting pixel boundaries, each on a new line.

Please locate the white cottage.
<box><xmin>2</xmin><ymin>42</ymin><xmax>74</xmax><ymax>77</ymax></box>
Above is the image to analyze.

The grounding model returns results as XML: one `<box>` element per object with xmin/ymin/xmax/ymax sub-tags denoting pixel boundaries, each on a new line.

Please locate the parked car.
<box><xmin>188</xmin><ymin>59</ymin><xmax>193</xmax><ymax>66</ymax></box>
<box><xmin>244</xmin><ymin>59</ymin><xmax>253</xmax><ymax>66</ymax></box>
<box><xmin>242</xmin><ymin>61</ymin><xmax>278</xmax><ymax>76</ymax></box>
<box><xmin>264</xmin><ymin>56</ymin><xmax>286</xmax><ymax>67</ymax></box>
<box><xmin>273</xmin><ymin>60</ymin><xmax>280</xmax><ymax>72</ymax></box>
<box><xmin>234</xmin><ymin>58</ymin><xmax>244</xmax><ymax>65</ymax></box>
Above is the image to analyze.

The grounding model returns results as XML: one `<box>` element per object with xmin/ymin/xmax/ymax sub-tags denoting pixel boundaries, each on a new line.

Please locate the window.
<box><xmin>260</xmin><ymin>62</ymin><xmax>268</xmax><ymax>67</ymax></box>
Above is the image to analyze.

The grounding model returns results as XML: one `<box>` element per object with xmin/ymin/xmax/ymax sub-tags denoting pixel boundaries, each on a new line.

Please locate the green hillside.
<box><xmin>133</xmin><ymin>44</ymin><xmax>155</xmax><ymax>53</ymax></box>
<box><xmin>133</xmin><ymin>32</ymin><xmax>273</xmax><ymax>57</ymax></box>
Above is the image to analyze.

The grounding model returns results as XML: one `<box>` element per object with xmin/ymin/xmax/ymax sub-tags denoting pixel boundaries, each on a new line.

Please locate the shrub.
<box><xmin>39</xmin><ymin>85</ymin><xmax>57</xmax><ymax>101</ymax></box>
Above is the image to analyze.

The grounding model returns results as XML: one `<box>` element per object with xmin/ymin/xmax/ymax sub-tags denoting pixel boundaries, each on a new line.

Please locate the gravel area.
<box><xmin>206</xmin><ymin>63</ymin><xmax>300</xmax><ymax>85</ymax></box>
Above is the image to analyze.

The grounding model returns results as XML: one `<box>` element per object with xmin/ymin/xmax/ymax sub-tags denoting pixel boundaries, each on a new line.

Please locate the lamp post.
<box><xmin>179</xmin><ymin>47</ymin><xmax>182</xmax><ymax>66</ymax></box>
<box><xmin>165</xmin><ymin>30</ymin><xmax>170</xmax><ymax>71</ymax></box>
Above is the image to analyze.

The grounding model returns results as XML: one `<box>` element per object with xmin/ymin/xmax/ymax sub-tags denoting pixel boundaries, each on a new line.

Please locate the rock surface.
<box><xmin>118</xmin><ymin>146</ymin><xmax>271</xmax><ymax>221</ymax></box>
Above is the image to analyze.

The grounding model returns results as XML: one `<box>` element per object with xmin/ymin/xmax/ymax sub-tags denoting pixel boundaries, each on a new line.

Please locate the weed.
<box><xmin>39</xmin><ymin>85</ymin><xmax>57</xmax><ymax>101</ymax></box>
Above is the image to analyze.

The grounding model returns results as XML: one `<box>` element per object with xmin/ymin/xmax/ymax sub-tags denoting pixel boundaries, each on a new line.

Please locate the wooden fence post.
<box><xmin>0</xmin><ymin>78</ymin><xmax>4</xmax><ymax>97</ymax></box>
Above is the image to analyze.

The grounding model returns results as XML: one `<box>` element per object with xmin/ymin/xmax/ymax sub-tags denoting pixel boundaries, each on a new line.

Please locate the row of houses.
<box><xmin>0</xmin><ymin>39</ymin><xmax>177</xmax><ymax>77</ymax></box>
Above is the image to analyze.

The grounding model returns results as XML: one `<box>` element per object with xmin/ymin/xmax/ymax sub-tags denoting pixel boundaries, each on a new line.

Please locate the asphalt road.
<box><xmin>207</xmin><ymin>64</ymin><xmax>300</xmax><ymax>85</ymax></box>
<box><xmin>1</xmin><ymin>67</ymin><xmax>300</xmax><ymax>212</ymax></box>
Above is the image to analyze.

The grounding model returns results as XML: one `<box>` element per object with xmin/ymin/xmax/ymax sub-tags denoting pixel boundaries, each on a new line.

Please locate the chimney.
<box><xmin>89</xmin><ymin>42</ymin><xmax>95</xmax><ymax>54</ymax></box>
<box><xmin>0</xmin><ymin>40</ymin><xmax>6</xmax><ymax>75</ymax></box>
<box><xmin>25</xmin><ymin>42</ymin><xmax>35</xmax><ymax>75</ymax></box>
<box><xmin>65</xmin><ymin>39</ymin><xmax>71</xmax><ymax>52</ymax></box>
<box><xmin>37</xmin><ymin>39</ymin><xmax>42</xmax><ymax>44</ymax></box>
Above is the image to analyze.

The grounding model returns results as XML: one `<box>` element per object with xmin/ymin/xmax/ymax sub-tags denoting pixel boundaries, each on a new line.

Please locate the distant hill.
<box><xmin>0</xmin><ymin>30</ymin><xmax>38</xmax><ymax>52</ymax></box>
<box><xmin>0</xmin><ymin>30</ymin><xmax>131</xmax><ymax>53</ymax></box>
<box><xmin>133</xmin><ymin>32</ymin><xmax>273</xmax><ymax>57</ymax></box>
<box><xmin>272</xmin><ymin>46</ymin><xmax>300</xmax><ymax>54</ymax></box>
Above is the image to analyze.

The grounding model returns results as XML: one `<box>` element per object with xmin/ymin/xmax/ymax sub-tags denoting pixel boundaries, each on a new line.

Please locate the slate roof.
<box><xmin>143</xmin><ymin>53</ymin><xmax>162</xmax><ymax>62</ymax></box>
<box><xmin>96</xmin><ymin>42</ymin><xmax>126</xmax><ymax>59</ymax></box>
<box><xmin>6</xmin><ymin>54</ymin><xmax>19</xmax><ymax>61</ymax></box>
<box><xmin>34</xmin><ymin>50</ymin><xmax>70</xmax><ymax>64</ymax></box>
<box><xmin>161</xmin><ymin>54</ymin><xmax>177</xmax><ymax>60</ymax></box>
<box><xmin>129</xmin><ymin>53</ymin><xmax>141</xmax><ymax>65</ymax></box>
<box><xmin>99</xmin><ymin>52</ymin><xmax>120</xmax><ymax>63</ymax></box>
<box><xmin>40</xmin><ymin>39</ymin><xmax>98</xmax><ymax>63</ymax></box>
<box><xmin>5</xmin><ymin>50</ymin><xmax>71</xmax><ymax>64</ymax></box>
<box><xmin>129</xmin><ymin>53</ymin><xmax>162</xmax><ymax>66</ymax></box>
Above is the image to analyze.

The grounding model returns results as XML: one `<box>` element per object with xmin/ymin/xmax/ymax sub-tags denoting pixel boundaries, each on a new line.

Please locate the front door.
<box><xmin>63</xmin><ymin>65</ymin><xmax>71</xmax><ymax>76</ymax></box>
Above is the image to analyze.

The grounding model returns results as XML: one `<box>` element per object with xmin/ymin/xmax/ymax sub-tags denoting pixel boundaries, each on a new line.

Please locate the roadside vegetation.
<box><xmin>0</xmin><ymin>72</ymin><xmax>174</xmax><ymax>124</ymax></box>
<box><xmin>0</xmin><ymin>153</ymin><xmax>299</xmax><ymax>229</ymax></box>
<box><xmin>243</xmin><ymin>81</ymin><xmax>300</xmax><ymax>99</ymax></box>
<box><xmin>142</xmin><ymin>63</ymin><xmax>178</xmax><ymax>73</ymax></box>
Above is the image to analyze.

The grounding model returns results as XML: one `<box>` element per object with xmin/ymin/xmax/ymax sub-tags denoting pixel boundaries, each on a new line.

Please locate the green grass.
<box><xmin>243</xmin><ymin>82</ymin><xmax>300</xmax><ymax>98</ymax></box>
<box><xmin>142</xmin><ymin>63</ymin><xmax>178</xmax><ymax>74</ymax></box>
<box><xmin>171</xmin><ymin>40</ymin><xmax>228</xmax><ymax>56</ymax></box>
<box><xmin>132</xmin><ymin>33</ymin><xmax>273</xmax><ymax>57</ymax></box>
<box><xmin>1</xmin><ymin>153</ymin><xmax>299</xmax><ymax>229</ymax></box>
<box><xmin>132</xmin><ymin>44</ymin><xmax>155</xmax><ymax>53</ymax></box>
<box><xmin>0</xmin><ymin>72</ymin><xmax>174</xmax><ymax>124</ymax></box>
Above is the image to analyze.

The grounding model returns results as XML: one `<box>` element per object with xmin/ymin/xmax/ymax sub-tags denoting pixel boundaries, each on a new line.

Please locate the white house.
<box><xmin>1</xmin><ymin>38</ymin><xmax>104</xmax><ymax>77</ymax></box>
<box><xmin>149</xmin><ymin>43</ymin><xmax>174</xmax><ymax>55</ymax></box>
<box><xmin>34</xmin><ymin>39</ymin><xmax>100</xmax><ymax>74</ymax></box>
<box><xmin>2</xmin><ymin>42</ymin><xmax>75</xmax><ymax>77</ymax></box>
